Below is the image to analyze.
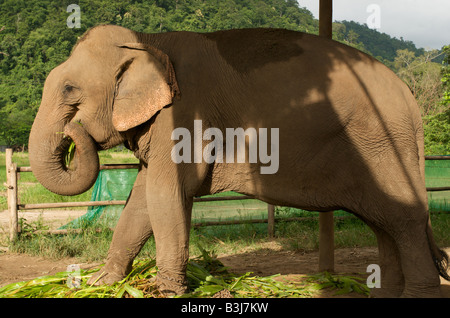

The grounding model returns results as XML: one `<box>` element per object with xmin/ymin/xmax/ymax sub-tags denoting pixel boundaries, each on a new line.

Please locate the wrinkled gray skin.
<box><xmin>29</xmin><ymin>25</ymin><xmax>449</xmax><ymax>297</ymax></box>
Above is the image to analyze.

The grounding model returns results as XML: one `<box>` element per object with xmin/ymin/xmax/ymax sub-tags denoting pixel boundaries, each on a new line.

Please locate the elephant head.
<box><xmin>29</xmin><ymin>25</ymin><xmax>179</xmax><ymax>196</ymax></box>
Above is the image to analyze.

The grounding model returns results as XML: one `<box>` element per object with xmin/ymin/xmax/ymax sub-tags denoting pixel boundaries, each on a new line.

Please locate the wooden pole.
<box><xmin>319</xmin><ymin>212</ymin><xmax>334</xmax><ymax>271</ymax></box>
<box><xmin>319</xmin><ymin>0</ymin><xmax>333</xmax><ymax>38</ymax></box>
<box><xmin>267</xmin><ymin>204</ymin><xmax>275</xmax><ymax>238</ymax></box>
<box><xmin>18</xmin><ymin>200</ymin><xmax>128</xmax><ymax>210</ymax></box>
<box><xmin>424</xmin><ymin>156</ymin><xmax>450</xmax><ymax>160</ymax></box>
<box><xmin>6</xmin><ymin>149</ymin><xmax>18</xmax><ymax>241</ymax></box>
<box><xmin>318</xmin><ymin>0</ymin><xmax>335</xmax><ymax>273</ymax></box>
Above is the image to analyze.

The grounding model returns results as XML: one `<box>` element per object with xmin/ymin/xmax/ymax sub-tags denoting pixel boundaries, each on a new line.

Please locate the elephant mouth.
<box><xmin>55</xmin><ymin>133</ymin><xmax>78</xmax><ymax>171</ymax></box>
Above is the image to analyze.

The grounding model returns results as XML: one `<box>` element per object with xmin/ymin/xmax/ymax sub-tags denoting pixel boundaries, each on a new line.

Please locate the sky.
<box><xmin>298</xmin><ymin>0</ymin><xmax>450</xmax><ymax>50</ymax></box>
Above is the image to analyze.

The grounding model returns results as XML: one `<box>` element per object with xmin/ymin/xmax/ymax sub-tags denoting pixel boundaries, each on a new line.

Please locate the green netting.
<box><xmin>59</xmin><ymin>169</ymin><xmax>138</xmax><ymax>229</ymax></box>
<box><xmin>425</xmin><ymin>158</ymin><xmax>450</xmax><ymax>212</ymax></box>
<box><xmin>61</xmin><ymin>158</ymin><xmax>450</xmax><ymax>229</ymax></box>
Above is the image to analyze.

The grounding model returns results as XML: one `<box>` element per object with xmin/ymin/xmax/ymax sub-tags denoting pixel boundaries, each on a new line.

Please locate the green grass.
<box><xmin>6</xmin><ymin>208</ymin><xmax>375</xmax><ymax>263</ymax></box>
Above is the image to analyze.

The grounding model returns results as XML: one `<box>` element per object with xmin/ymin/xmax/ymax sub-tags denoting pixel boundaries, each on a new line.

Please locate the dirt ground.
<box><xmin>0</xmin><ymin>209</ymin><xmax>449</xmax><ymax>298</ymax></box>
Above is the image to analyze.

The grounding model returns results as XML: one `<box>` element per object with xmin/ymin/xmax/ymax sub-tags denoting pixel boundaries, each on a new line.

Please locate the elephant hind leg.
<box><xmin>357</xmin><ymin>200</ymin><xmax>441</xmax><ymax>297</ymax></box>
<box><xmin>425</xmin><ymin>218</ymin><xmax>450</xmax><ymax>282</ymax></box>
<box><xmin>365</xmin><ymin>222</ymin><xmax>404</xmax><ymax>297</ymax></box>
<box><xmin>395</xmin><ymin>222</ymin><xmax>442</xmax><ymax>297</ymax></box>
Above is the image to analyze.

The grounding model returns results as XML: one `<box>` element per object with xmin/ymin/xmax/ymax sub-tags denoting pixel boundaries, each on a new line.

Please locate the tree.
<box><xmin>394</xmin><ymin>49</ymin><xmax>443</xmax><ymax>117</ymax></box>
<box><xmin>422</xmin><ymin>45</ymin><xmax>450</xmax><ymax>155</ymax></box>
<box><xmin>441</xmin><ymin>45</ymin><xmax>450</xmax><ymax>106</ymax></box>
<box><xmin>423</xmin><ymin>110</ymin><xmax>450</xmax><ymax>155</ymax></box>
<box><xmin>338</xmin><ymin>20</ymin><xmax>425</xmax><ymax>65</ymax></box>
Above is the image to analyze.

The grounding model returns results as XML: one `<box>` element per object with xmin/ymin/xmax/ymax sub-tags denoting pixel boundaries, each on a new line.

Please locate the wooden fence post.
<box><xmin>318</xmin><ymin>0</ymin><xmax>335</xmax><ymax>272</ymax></box>
<box><xmin>319</xmin><ymin>0</ymin><xmax>333</xmax><ymax>38</ymax></box>
<box><xmin>267</xmin><ymin>204</ymin><xmax>275</xmax><ymax>238</ymax></box>
<box><xmin>319</xmin><ymin>212</ymin><xmax>334</xmax><ymax>272</ymax></box>
<box><xmin>6</xmin><ymin>148</ymin><xmax>18</xmax><ymax>242</ymax></box>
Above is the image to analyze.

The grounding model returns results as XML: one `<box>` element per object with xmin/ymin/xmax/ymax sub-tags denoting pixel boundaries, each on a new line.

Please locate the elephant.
<box><xmin>28</xmin><ymin>25</ymin><xmax>449</xmax><ymax>297</ymax></box>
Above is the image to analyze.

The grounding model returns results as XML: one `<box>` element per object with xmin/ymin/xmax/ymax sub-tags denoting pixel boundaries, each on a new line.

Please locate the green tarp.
<box><xmin>60</xmin><ymin>169</ymin><xmax>138</xmax><ymax>229</ymax></box>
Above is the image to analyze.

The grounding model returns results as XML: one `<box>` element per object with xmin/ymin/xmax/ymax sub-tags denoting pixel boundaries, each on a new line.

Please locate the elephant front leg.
<box><xmin>88</xmin><ymin>165</ymin><xmax>153</xmax><ymax>285</ymax></box>
<box><xmin>146</xmin><ymin>175</ymin><xmax>193</xmax><ymax>295</ymax></box>
<box><xmin>148</xmin><ymin>199</ymin><xmax>192</xmax><ymax>295</ymax></box>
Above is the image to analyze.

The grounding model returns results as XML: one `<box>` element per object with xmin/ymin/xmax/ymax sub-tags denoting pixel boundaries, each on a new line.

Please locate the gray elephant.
<box><xmin>28</xmin><ymin>25</ymin><xmax>449</xmax><ymax>297</ymax></box>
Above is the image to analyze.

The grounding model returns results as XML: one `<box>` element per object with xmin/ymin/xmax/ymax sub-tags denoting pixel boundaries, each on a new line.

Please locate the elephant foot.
<box><xmin>87</xmin><ymin>262</ymin><xmax>132</xmax><ymax>286</ymax></box>
<box><xmin>88</xmin><ymin>269</ymin><xmax>125</xmax><ymax>286</ymax></box>
<box><xmin>152</xmin><ymin>272</ymin><xmax>188</xmax><ymax>296</ymax></box>
<box><xmin>400</xmin><ymin>285</ymin><xmax>443</xmax><ymax>298</ymax></box>
<box><xmin>369</xmin><ymin>287</ymin><xmax>403</xmax><ymax>298</ymax></box>
<box><xmin>370</xmin><ymin>284</ymin><xmax>442</xmax><ymax>298</ymax></box>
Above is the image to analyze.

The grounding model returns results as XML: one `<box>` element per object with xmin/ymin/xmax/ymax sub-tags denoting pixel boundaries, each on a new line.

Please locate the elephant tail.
<box><xmin>427</xmin><ymin>219</ymin><xmax>450</xmax><ymax>281</ymax></box>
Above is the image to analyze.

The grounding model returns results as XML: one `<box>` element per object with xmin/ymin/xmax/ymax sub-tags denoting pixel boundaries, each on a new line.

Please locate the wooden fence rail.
<box><xmin>5</xmin><ymin>149</ymin><xmax>450</xmax><ymax>245</ymax></box>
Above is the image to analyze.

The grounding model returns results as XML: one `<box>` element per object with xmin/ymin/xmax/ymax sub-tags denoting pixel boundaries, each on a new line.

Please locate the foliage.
<box><xmin>423</xmin><ymin>110</ymin><xmax>450</xmax><ymax>155</ymax></box>
<box><xmin>394</xmin><ymin>49</ymin><xmax>443</xmax><ymax>117</ymax></box>
<box><xmin>18</xmin><ymin>214</ymin><xmax>49</xmax><ymax>236</ymax></box>
<box><xmin>388</xmin><ymin>45</ymin><xmax>449</xmax><ymax>155</ymax></box>
<box><xmin>0</xmin><ymin>247</ymin><xmax>368</xmax><ymax>298</ymax></box>
<box><xmin>335</xmin><ymin>20</ymin><xmax>425</xmax><ymax>66</ymax></box>
<box><xmin>422</xmin><ymin>45</ymin><xmax>450</xmax><ymax>155</ymax></box>
<box><xmin>441</xmin><ymin>45</ymin><xmax>450</xmax><ymax>106</ymax></box>
<box><xmin>307</xmin><ymin>271</ymin><xmax>369</xmax><ymax>296</ymax></box>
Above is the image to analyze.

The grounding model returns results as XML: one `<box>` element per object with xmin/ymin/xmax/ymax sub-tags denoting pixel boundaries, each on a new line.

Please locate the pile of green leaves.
<box><xmin>0</xmin><ymin>248</ymin><xmax>369</xmax><ymax>298</ymax></box>
<box><xmin>182</xmin><ymin>248</ymin><xmax>315</xmax><ymax>298</ymax></box>
<box><xmin>307</xmin><ymin>272</ymin><xmax>370</xmax><ymax>296</ymax></box>
<box><xmin>0</xmin><ymin>260</ymin><xmax>157</xmax><ymax>298</ymax></box>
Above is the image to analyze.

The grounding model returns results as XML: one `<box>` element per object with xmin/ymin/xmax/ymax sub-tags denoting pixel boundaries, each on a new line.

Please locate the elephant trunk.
<box><xmin>29</xmin><ymin>121</ymin><xmax>100</xmax><ymax>196</ymax></box>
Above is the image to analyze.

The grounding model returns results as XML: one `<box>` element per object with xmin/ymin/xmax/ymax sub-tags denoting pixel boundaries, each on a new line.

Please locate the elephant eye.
<box><xmin>62</xmin><ymin>83</ymin><xmax>82</xmax><ymax>106</ymax></box>
<box><xmin>64</xmin><ymin>84</ymin><xmax>75</xmax><ymax>94</ymax></box>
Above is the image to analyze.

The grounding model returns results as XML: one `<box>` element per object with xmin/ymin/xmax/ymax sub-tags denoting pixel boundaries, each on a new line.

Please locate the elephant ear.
<box><xmin>112</xmin><ymin>43</ymin><xmax>180</xmax><ymax>132</ymax></box>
